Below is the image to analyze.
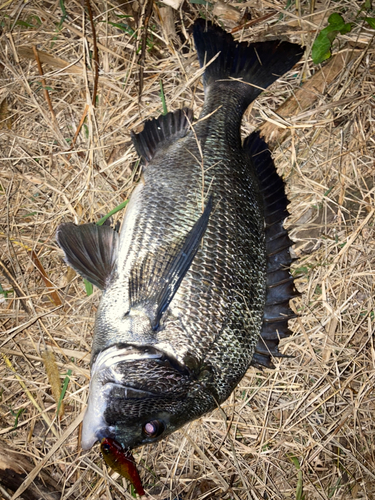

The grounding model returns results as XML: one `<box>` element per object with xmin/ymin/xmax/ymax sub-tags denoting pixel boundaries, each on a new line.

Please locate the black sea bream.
<box><xmin>57</xmin><ymin>19</ymin><xmax>302</xmax><ymax>451</ymax></box>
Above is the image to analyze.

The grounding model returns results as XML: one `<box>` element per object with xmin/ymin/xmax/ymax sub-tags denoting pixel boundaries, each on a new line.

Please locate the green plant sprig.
<box><xmin>312</xmin><ymin>2</ymin><xmax>375</xmax><ymax>64</ymax></box>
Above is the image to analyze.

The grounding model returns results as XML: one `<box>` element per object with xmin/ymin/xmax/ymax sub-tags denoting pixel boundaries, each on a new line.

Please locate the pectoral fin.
<box><xmin>128</xmin><ymin>197</ymin><xmax>213</xmax><ymax>328</ymax></box>
<box><xmin>152</xmin><ymin>196</ymin><xmax>213</xmax><ymax>329</ymax></box>
<box><xmin>56</xmin><ymin>223</ymin><xmax>119</xmax><ymax>290</ymax></box>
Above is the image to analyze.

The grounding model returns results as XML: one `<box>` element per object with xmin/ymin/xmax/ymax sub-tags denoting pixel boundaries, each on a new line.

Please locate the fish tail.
<box><xmin>244</xmin><ymin>131</ymin><xmax>300</xmax><ymax>369</ymax></box>
<box><xmin>193</xmin><ymin>19</ymin><xmax>303</xmax><ymax>106</ymax></box>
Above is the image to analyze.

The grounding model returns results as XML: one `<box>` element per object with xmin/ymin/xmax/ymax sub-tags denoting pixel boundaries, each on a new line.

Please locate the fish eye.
<box><xmin>142</xmin><ymin>419</ymin><xmax>165</xmax><ymax>438</ymax></box>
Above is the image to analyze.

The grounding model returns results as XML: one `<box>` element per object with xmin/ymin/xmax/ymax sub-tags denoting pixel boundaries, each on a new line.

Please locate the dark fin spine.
<box><xmin>56</xmin><ymin>223</ymin><xmax>119</xmax><ymax>290</ymax></box>
<box><xmin>193</xmin><ymin>19</ymin><xmax>303</xmax><ymax>106</ymax></box>
<box><xmin>244</xmin><ymin>132</ymin><xmax>298</xmax><ymax>370</ymax></box>
<box><xmin>131</xmin><ymin>107</ymin><xmax>193</xmax><ymax>163</ymax></box>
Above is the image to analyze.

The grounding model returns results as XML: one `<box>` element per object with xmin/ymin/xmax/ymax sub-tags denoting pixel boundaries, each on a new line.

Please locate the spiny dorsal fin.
<box><xmin>129</xmin><ymin>197</ymin><xmax>213</xmax><ymax>329</ymax></box>
<box><xmin>56</xmin><ymin>223</ymin><xmax>119</xmax><ymax>290</ymax></box>
<box><xmin>244</xmin><ymin>131</ymin><xmax>299</xmax><ymax>369</ymax></box>
<box><xmin>131</xmin><ymin>108</ymin><xmax>194</xmax><ymax>164</ymax></box>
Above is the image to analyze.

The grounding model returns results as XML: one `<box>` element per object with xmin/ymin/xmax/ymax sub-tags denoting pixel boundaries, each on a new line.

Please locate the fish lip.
<box><xmin>81</xmin><ymin>383</ymin><xmax>113</xmax><ymax>450</ymax></box>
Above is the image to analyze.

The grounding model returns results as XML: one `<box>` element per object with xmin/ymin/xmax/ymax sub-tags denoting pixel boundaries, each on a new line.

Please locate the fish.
<box><xmin>56</xmin><ymin>19</ymin><xmax>302</xmax><ymax>458</ymax></box>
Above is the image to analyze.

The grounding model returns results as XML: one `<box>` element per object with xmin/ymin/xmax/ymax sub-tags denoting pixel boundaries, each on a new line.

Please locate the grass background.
<box><xmin>0</xmin><ymin>0</ymin><xmax>374</xmax><ymax>498</ymax></box>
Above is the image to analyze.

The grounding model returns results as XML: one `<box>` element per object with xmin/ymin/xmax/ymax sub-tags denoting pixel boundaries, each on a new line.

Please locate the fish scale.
<box><xmin>56</xmin><ymin>19</ymin><xmax>302</xmax><ymax>456</ymax></box>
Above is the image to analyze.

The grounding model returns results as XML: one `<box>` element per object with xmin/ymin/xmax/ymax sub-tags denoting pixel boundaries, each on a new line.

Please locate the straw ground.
<box><xmin>0</xmin><ymin>0</ymin><xmax>374</xmax><ymax>499</ymax></box>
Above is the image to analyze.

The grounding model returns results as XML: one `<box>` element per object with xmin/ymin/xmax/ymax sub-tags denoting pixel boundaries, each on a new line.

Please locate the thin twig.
<box><xmin>0</xmin><ymin>258</ymin><xmax>30</xmax><ymax>314</ymax></box>
<box><xmin>71</xmin><ymin>104</ymin><xmax>89</xmax><ymax>148</ymax></box>
<box><xmin>85</xmin><ymin>0</ymin><xmax>99</xmax><ymax>107</ymax></box>
<box><xmin>231</xmin><ymin>11</ymin><xmax>277</xmax><ymax>33</ymax></box>
<box><xmin>138</xmin><ymin>0</ymin><xmax>154</xmax><ymax>100</ymax></box>
<box><xmin>32</xmin><ymin>46</ymin><xmax>58</xmax><ymax>128</ymax></box>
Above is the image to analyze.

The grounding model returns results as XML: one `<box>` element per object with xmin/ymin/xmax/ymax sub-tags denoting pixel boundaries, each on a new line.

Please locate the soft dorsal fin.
<box><xmin>129</xmin><ymin>197</ymin><xmax>213</xmax><ymax>329</ymax></box>
<box><xmin>56</xmin><ymin>223</ymin><xmax>119</xmax><ymax>290</ymax></box>
<box><xmin>131</xmin><ymin>108</ymin><xmax>194</xmax><ymax>163</ymax></box>
<box><xmin>244</xmin><ymin>132</ymin><xmax>299</xmax><ymax>369</ymax></box>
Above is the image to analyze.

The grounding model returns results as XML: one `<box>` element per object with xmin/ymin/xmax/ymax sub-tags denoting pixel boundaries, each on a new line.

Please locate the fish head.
<box><xmin>81</xmin><ymin>345</ymin><xmax>214</xmax><ymax>450</ymax></box>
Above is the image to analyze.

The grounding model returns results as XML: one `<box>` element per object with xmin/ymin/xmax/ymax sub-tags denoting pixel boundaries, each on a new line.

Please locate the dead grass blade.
<box><xmin>10</xmin><ymin>411</ymin><xmax>85</xmax><ymax>500</ymax></box>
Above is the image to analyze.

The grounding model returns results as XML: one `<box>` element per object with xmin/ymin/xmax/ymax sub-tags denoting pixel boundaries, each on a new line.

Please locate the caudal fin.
<box><xmin>193</xmin><ymin>19</ymin><xmax>303</xmax><ymax>105</ymax></box>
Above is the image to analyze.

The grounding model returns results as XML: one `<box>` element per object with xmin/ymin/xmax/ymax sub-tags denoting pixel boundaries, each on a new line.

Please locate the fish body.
<box><xmin>57</xmin><ymin>20</ymin><xmax>302</xmax><ymax>453</ymax></box>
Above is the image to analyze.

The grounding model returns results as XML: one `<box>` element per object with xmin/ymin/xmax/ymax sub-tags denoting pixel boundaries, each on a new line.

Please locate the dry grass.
<box><xmin>1</xmin><ymin>0</ymin><xmax>375</xmax><ymax>499</ymax></box>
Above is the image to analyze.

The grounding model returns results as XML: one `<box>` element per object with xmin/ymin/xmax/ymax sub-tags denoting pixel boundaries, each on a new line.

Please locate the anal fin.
<box><xmin>131</xmin><ymin>108</ymin><xmax>193</xmax><ymax>164</ymax></box>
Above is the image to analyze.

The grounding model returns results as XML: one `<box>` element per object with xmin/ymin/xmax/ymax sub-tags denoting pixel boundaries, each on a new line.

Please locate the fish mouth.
<box><xmin>81</xmin><ymin>345</ymin><xmax>165</xmax><ymax>450</ymax></box>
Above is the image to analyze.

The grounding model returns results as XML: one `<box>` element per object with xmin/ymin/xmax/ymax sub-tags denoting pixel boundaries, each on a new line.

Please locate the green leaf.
<box><xmin>288</xmin><ymin>454</ymin><xmax>301</xmax><ymax>469</ymax></box>
<box><xmin>30</xmin><ymin>15</ymin><xmax>42</xmax><ymax>26</ymax></box>
<box><xmin>364</xmin><ymin>17</ymin><xmax>375</xmax><ymax>28</ymax></box>
<box><xmin>96</xmin><ymin>199</ymin><xmax>129</xmax><ymax>226</ymax></box>
<box><xmin>287</xmin><ymin>454</ymin><xmax>305</xmax><ymax>500</ymax></box>
<box><xmin>9</xmin><ymin>407</ymin><xmax>25</xmax><ymax>428</ymax></box>
<box><xmin>363</xmin><ymin>0</ymin><xmax>372</xmax><ymax>11</ymax></box>
<box><xmin>159</xmin><ymin>80</ymin><xmax>168</xmax><ymax>115</ymax></box>
<box><xmin>296</xmin><ymin>469</ymin><xmax>304</xmax><ymax>500</ymax></box>
<box><xmin>0</xmin><ymin>283</ymin><xmax>12</xmax><ymax>298</ymax></box>
<box><xmin>107</xmin><ymin>21</ymin><xmax>135</xmax><ymax>36</ymax></box>
<box><xmin>57</xmin><ymin>0</ymin><xmax>67</xmax><ymax>29</ymax></box>
<box><xmin>190</xmin><ymin>0</ymin><xmax>209</xmax><ymax>4</ymax></box>
<box><xmin>293</xmin><ymin>266</ymin><xmax>310</xmax><ymax>275</ymax></box>
<box><xmin>15</xmin><ymin>20</ymin><xmax>34</xmax><ymax>28</ymax></box>
<box><xmin>56</xmin><ymin>369</ymin><xmax>71</xmax><ymax>417</ymax></box>
<box><xmin>312</xmin><ymin>13</ymin><xmax>352</xmax><ymax>64</ymax></box>
<box><xmin>312</xmin><ymin>32</ymin><xmax>332</xmax><ymax>63</ymax></box>
<box><xmin>84</xmin><ymin>279</ymin><xmax>93</xmax><ymax>296</ymax></box>
<box><xmin>60</xmin><ymin>0</ymin><xmax>67</xmax><ymax>19</ymax></box>
<box><xmin>327</xmin><ymin>12</ymin><xmax>347</xmax><ymax>29</ymax></box>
